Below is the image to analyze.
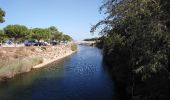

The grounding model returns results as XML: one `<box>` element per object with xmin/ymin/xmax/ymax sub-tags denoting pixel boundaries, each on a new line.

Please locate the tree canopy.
<box><xmin>0</xmin><ymin>8</ymin><xmax>5</xmax><ymax>23</ymax></box>
<box><xmin>4</xmin><ymin>25</ymin><xmax>29</xmax><ymax>42</ymax></box>
<box><xmin>1</xmin><ymin>25</ymin><xmax>73</xmax><ymax>43</ymax></box>
<box><xmin>31</xmin><ymin>28</ymin><xmax>51</xmax><ymax>41</ymax></box>
<box><xmin>63</xmin><ymin>34</ymin><xmax>72</xmax><ymax>42</ymax></box>
<box><xmin>0</xmin><ymin>29</ymin><xmax>7</xmax><ymax>42</ymax></box>
<box><xmin>48</xmin><ymin>26</ymin><xmax>72</xmax><ymax>42</ymax></box>
<box><xmin>93</xmin><ymin>0</ymin><xmax>170</xmax><ymax>99</ymax></box>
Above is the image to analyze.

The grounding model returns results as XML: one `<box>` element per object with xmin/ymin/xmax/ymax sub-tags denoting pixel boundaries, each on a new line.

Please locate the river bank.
<box><xmin>0</xmin><ymin>44</ymin><xmax>77</xmax><ymax>81</ymax></box>
<box><xmin>0</xmin><ymin>45</ymin><xmax>114</xmax><ymax>100</ymax></box>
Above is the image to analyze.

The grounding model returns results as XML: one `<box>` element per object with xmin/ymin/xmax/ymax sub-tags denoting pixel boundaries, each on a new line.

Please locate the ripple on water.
<box><xmin>0</xmin><ymin>46</ymin><xmax>114</xmax><ymax>100</ymax></box>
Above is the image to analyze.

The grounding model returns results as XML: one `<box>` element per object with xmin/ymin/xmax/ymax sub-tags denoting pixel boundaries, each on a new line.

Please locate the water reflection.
<box><xmin>0</xmin><ymin>45</ymin><xmax>115</xmax><ymax>100</ymax></box>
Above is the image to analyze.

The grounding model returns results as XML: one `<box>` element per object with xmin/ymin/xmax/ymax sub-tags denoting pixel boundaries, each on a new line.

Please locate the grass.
<box><xmin>71</xmin><ymin>44</ymin><xmax>77</xmax><ymax>51</ymax></box>
<box><xmin>0</xmin><ymin>57</ymin><xmax>43</xmax><ymax>79</ymax></box>
<box><xmin>0</xmin><ymin>44</ymin><xmax>74</xmax><ymax>80</ymax></box>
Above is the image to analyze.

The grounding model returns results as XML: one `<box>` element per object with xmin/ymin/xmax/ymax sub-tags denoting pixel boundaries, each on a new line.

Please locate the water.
<box><xmin>0</xmin><ymin>45</ymin><xmax>114</xmax><ymax>100</ymax></box>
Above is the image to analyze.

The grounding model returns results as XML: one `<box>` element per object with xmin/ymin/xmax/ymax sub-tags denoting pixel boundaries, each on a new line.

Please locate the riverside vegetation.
<box><xmin>0</xmin><ymin>8</ymin><xmax>77</xmax><ymax>81</ymax></box>
<box><xmin>0</xmin><ymin>25</ymin><xmax>72</xmax><ymax>44</ymax></box>
<box><xmin>0</xmin><ymin>44</ymin><xmax>77</xmax><ymax>81</ymax></box>
<box><xmin>92</xmin><ymin>0</ymin><xmax>170</xmax><ymax>100</ymax></box>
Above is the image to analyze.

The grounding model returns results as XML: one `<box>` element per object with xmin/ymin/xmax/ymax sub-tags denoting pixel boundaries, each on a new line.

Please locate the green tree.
<box><xmin>4</xmin><ymin>24</ymin><xmax>28</xmax><ymax>42</ymax></box>
<box><xmin>48</xmin><ymin>26</ymin><xmax>72</xmax><ymax>42</ymax></box>
<box><xmin>0</xmin><ymin>8</ymin><xmax>5</xmax><ymax>23</ymax></box>
<box><xmin>31</xmin><ymin>28</ymin><xmax>51</xmax><ymax>41</ymax></box>
<box><xmin>48</xmin><ymin>26</ymin><xmax>60</xmax><ymax>40</ymax></box>
<box><xmin>92</xmin><ymin>0</ymin><xmax>170</xmax><ymax>99</ymax></box>
<box><xmin>63</xmin><ymin>34</ymin><xmax>72</xmax><ymax>42</ymax></box>
<box><xmin>0</xmin><ymin>29</ymin><xmax>7</xmax><ymax>43</ymax></box>
<box><xmin>48</xmin><ymin>26</ymin><xmax>58</xmax><ymax>33</ymax></box>
<box><xmin>53</xmin><ymin>32</ymin><xmax>63</xmax><ymax>41</ymax></box>
<box><xmin>0</xmin><ymin>8</ymin><xmax>5</xmax><ymax>45</ymax></box>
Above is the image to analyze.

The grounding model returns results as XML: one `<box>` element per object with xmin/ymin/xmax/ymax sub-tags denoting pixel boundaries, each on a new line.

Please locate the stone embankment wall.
<box><xmin>0</xmin><ymin>44</ymin><xmax>76</xmax><ymax>81</ymax></box>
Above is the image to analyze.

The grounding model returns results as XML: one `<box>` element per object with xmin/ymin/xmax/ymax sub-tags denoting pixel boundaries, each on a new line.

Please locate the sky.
<box><xmin>0</xmin><ymin>0</ymin><xmax>105</xmax><ymax>40</ymax></box>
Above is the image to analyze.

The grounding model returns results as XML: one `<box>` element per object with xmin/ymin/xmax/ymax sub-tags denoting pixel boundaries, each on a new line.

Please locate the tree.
<box><xmin>0</xmin><ymin>8</ymin><xmax>5</xmax><ymax>23</ymax></box>
<box><xmin>4</xmin><ymin>25</ymin><xmax>28</xmax><ymax>42</ymax></box>
<box><xmin>48</xmin><ymin>26</ymin><xmax>72</xmax><ymax>42</ymax></box>
<box><xmin>31</xmin><ymin>28</ymin><xmax>51</xmax><ymax>41</ymax></box>
<box><xmin>48</xmin><ymin>26</ymin><xmax>60</xmax><ymax>40</ymax></box>
<box><xmin>48</xmin><ymin>26</ymin><xmax>58</xmax><ymax>33</ymax></box>
<box><xmin>0</xmin><ymin>29</ymin><xmax>7</xmax><ymax>43</ymax></box>
<box><xmin>53</xmin><ymin>32</ymin><xmax>63</xmax><ymax>42</ymax></box>
<box><xmin>63</xmin><ymin>34</ymin><xmax>72</xmax><ymax>42</ymax></box>
<box><xmin>92</xmin><ymin>0</ymin><xmax>170</xmax><ymax>99</ymax></box>
<box><xmin>84</xmin><ymin>37</ymin><xmax>99</xmax><ymax>41</ymax></box>
<box><xmin>0</xmin><ymin>8</ymin><xmax>5</xmax><ymax>44</ymax></box>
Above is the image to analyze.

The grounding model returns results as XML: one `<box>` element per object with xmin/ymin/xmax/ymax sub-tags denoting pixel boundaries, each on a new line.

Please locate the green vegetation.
<box><xmin>84</xmin><ymin>37</ymin><xmax>105</xmax><ymax>48</ymax></box>
<box><xmin>63</xmin><ymin>35</ymin><xmax>72</xmax><ymax>42</ymax></box>
<box><xmin>0</xmin><ymin>57</ymin><xmax>43</xmax><ymax>80</ymax></box>
<box><xmin>4</xmin><ymin>25</ymin><xmax>29</xmax><ymax>42</ymax></box>
<box><xmin>0</xmin><ymin>25</ymin><xmax>73</xmax><ymax>43</ymax></box>
<box><xmin>0</xmin><ymin>8</ymin><xmax>5</xmax><ymax>23</ymax></box>
<box><xmin>48</xmin><ymin>26</ymin><xmax>72</xmax><ymax>42</ymax></box>
<box><xmin>0</xmin><ymin>8</ymin><xmax>74</xmax><ymax>81</ymax></box>
<box><xmin>0</xmin><ymin>30</ymin><xmax>7</xmax><ymax>43</ymax></box>
<box><xmin>0</xmin><ymin>9</ymin><xmax>72</xmax><ymax>43</ymax></box>
<box><xmin>48</xmin><ymin>26</ymin><xmax>62</xmax><ymax>42</ymax></box>
<box><xmin>31</xmin><ymin>28</ymin><xmax>51</xmax><ymax>41</ymax></box>
<box><xmin>0</xmin><ymin>8</ymin><xmax>5</xmax><ymax>43</ymax></box>
<box><xmin>84</xmin><ymin>37</ymin><xmax>99</xmax><ymax>41</ymax></box>
<box><xmin>92</xmin><ymin>0</ymin><xmax>170</xmax><ymax>99</ymax></box>
<box><xmin>71</xmin><ymin>44</ymin><xmax>77</xmax><ymax>51</ymax></box>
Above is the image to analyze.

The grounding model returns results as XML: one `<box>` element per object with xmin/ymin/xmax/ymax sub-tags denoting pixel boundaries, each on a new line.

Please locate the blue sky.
<box><xmin>0</xmin><ymin>0</ymin><xmax>104</xmax><ymax>40</ymax></box>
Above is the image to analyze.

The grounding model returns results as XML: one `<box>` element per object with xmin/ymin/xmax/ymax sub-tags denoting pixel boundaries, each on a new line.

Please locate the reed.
<box><xmin>0</xmin><ymin>57</ymin><xmax>43</xmax><ymax>79</ymax></box>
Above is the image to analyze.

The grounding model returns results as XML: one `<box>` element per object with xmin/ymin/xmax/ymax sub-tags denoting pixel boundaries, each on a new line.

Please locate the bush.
<box><xmin>0</xmin><ymin>57</ymin><xmax>43</xmax><ymax>80</ymax></box>
<box><xmin>71</xmin><ymin>44</ymin><xmax>77</xmax><ymax>51</ymax></box>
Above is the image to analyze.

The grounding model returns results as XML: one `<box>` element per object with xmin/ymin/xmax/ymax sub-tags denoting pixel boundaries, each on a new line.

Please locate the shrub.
<box><xmin>71</xmin><ymin>44</ymin><xmax>77</xmax><ymax>51</ymax></box>
<box><xmin>0</xmin><ymin>57</ymin><xmax>43</xmax><ymax>79</ymax></box>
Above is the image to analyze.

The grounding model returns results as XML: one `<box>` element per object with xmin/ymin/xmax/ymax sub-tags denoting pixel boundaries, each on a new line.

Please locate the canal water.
<box><xmin>0</xmin><ymin>45</ymin><xmax>115</xmax><ymax>100</ymax></box>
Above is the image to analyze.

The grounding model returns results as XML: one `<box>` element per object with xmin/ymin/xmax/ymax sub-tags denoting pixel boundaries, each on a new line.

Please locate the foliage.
<box><xmin>63</xmin><ymin>34</ymin><xmax>72</xmax><ymax>42</ymax></box>
<box><xmin>0</xmin><ymin>30</ymin><xmax>7</xmax><ymax>43</ymax></box>
<box><xmin>71</xmin><ymin>44</ymin><xmax>77</xmax><ymax>51</ymax></box>
<box><xmin>2</xmin><ymin>25</ymin><xmax>73</xmax><ymax>43</ymax></box>
<box><xmin>0</xmin><ymin>8</ymin><xmax>5</xmax><ymax>23</ymax></box>
<box><xmin>31</xmin><ymin>28</ymin><xmax>51</xmax><ymax>41</ymax></box>
<box><xmin>0</xmin><ymin>57</ymin><xmax>43</xmax><ymax>80</ymax></box>
<box><xmin>84</xmin><ymin>37</ymin><xmax>105</xmax><ymax>48</ymax></box>
<box><xmin>4</xmin><ymin>25</ymin><xmax>29</xmax><ymax>42</ymax></box>
<box><xmin>48</xmin><ymin>26</ymin><xmax>58</xmax><ymax>32</ymax></box>
<box><xmin>48</xmin><ymin>26</ymin><xmax>72</xmax><ymax>42</ymax></box>
<box><xmin>92</xmin><ymin>0</ymin><xmax>170</xmax><ymax>99</ymax></box>
<box><xmin>84</xmin><ymin>37</ymin><xmax>99</xmax><ymax>41</ymax></box>
<box><xmin>48</xmin><ymin>26</ymin><xmax>63</xmax><ymax>41</ymax></box>
<box><xmin>54</xmin><ymin>32</ymin><xmax>63</xmax><ymax>41</ymax></box>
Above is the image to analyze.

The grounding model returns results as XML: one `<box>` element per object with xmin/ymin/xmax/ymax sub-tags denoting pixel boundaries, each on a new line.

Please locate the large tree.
<box><xmin>0</xmin><ymin>8</ymin><xmax>5</xmax><ymax>23</ymax></box>
<box><xmin>63</xmin><ymin>34</ymin><xmax>72</xmax><ymax>42</ymax></box>
<box><xmin>92</xmin><ymin>0</ymin><xmax>170</xmax><ymax>99</ymax></box>
<box><xmin>0</xmin><ymin>29</ymin><xmax>7</xmax><ymax>43</ymax></box>
<box><xmin>4</xmin><ymin>25</ymin><xmax>29</xmax><ymax>42</ymax></box>
<box><xmin>52</xmin><ymin>32</ymin><xmax>63</xmax><ymax>41</ymax></box>
<box><xmin>31</xmin><ymin>28</ymin><xmax>51</xmax><ymax>41</ymax></box>
<box><xmin>48</xmin><ymin>26</ymin><xmax>60</xmax><ymax>40</ymax></box>
<box><xmin>48</xmin><ymin>26</ymin><xmax>59</xmax><ymax>33</ymax></box>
